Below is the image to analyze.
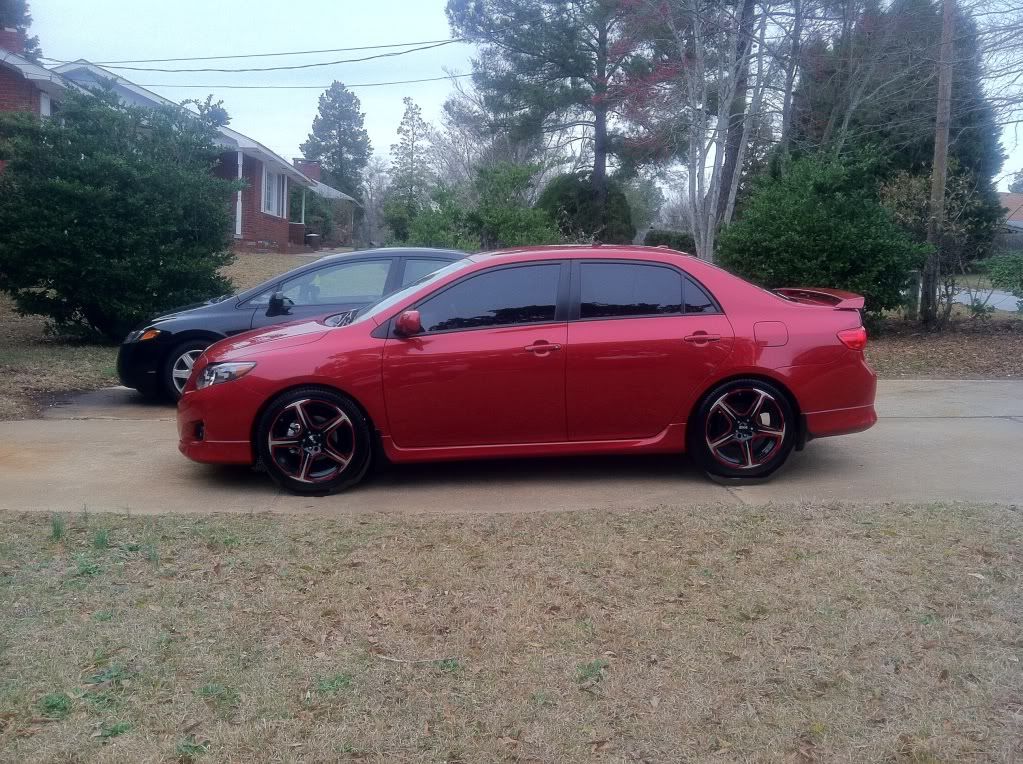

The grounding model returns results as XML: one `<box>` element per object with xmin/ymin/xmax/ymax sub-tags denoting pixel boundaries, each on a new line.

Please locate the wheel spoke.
<box><xmin>741</xmin><ymin>440</ymin><xmax>754</xmax><ymax>468</ymax></box>
<box><xmin>182</xmin><ymin>354</ymin><xmax>196</xmax><ymax>369</ymax></box>
<box><xmin>172</xmin><ymin>368</ymin><xmax>191</xmax><ymax>380</ymax></box>
<box><xmin>289</xmin><ymin>401</ymin><xmax>311</xmax><ymax>430</ymax></box>
<box><xmin>322</xmin><ymin>444</ymin><xmax>351</xmax><ymax>469</ymax></box>
<box><xmin>298</xmin><ymin>451</ymin><xmax>314</xmax><ymax>482</ymax></box>
<box><xmin>269</xmin><ymin>437</ymin><xmax>300</xmax><ymax>450</ymax></box>
<box><xmin>708</xmin><ymin>432</ymin><xmax>737</xmax><ymax>450</ymax></box>
<box><xmin>320</xmin><ymin>412</ymin><xmax>350</xmax><ymax>435</ymax></box>
<box><xmin>747</xmin><ymin>390</ymin><xmax>769</xmax><ymax>418</ymax></box>
<box><xmin>757</xmin><ymin>425</ymin><xmax>784</xmax><ymax>439</ymax></box>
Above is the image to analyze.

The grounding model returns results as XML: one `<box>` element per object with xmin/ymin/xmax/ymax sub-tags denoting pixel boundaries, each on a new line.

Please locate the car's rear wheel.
<box><xmin>255</xmin><ymin>387</ymin><xmax>372</xmax><ymax>495</ymax></box>
<box><xmin>688</xmin><ymin>378</ymin><xmax>796</xmax><ymax>479</ymax></box>
<box><xmin>163</xmin><ymin>340</ymin><xmax>210</xmax><ymax>401</ymax></box>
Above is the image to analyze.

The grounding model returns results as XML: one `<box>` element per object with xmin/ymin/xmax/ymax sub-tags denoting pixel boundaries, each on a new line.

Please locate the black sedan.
<box><xmin>118</xmin><ymin>248</ymin><xmax>464</xmax><ymax>400</ymax></box>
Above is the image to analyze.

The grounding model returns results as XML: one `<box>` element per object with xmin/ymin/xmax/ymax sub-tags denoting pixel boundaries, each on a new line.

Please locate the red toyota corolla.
<box><xmin>177</xmin><ymin>246</ymin><xmax>877</xmax><ymax>494</ymax></box>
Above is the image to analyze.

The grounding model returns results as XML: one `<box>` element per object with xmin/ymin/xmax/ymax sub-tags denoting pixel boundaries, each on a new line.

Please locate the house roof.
<box><xmin>49</xmin><ymin>60</ymin><xmax>353</xmax><ymax>201</ymax></box>
<box><xmin>999</xmin><ymin>192</ymin><xmax>1023</xmax><ymax>226</ymax></box>
<box><xmin>0</xmin><ymin>47</ymin><xmax>68</xmax><ymax>98</ymax></box>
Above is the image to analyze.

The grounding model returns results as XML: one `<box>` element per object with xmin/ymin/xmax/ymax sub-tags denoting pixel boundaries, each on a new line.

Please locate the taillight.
<box><xmin>837</xmin><ymin>326</ymin><xmax>868</xmax><ymax>351</ymax></box>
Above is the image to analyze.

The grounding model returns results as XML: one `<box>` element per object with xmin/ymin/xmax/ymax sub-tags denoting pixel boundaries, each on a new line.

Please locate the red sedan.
<box><xmin>178</xmin><ymin>246</ymin><xmax>877</xmax><ymax>494</ymax></box>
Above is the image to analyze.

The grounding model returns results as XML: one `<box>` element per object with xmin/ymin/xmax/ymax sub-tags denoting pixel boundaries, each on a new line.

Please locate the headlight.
<box><xmin>196</xmin><ymin>362</ymin><xmax>256</xmax><ymax>390</ymax></box>
<box><xmin>124</xmin><ymin>328</ymin><xmax>162</xmax><ymax>343</ymax></box>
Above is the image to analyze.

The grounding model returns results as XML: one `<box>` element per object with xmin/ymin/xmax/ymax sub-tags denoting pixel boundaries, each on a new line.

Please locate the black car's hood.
<box><xmin>136</xmin><ymin>297</ymin><xmax>232</xmax><ymax>328</ymax></box>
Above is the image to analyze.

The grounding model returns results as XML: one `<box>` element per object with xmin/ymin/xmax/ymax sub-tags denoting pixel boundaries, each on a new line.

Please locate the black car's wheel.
<box><xmin>688</xmin><ymin>378</ymin><xmax>796</xmax><ymax>480</ymax></box>
<box><xmin>255</xmin><ymin>387</ymin><xmax>372</xmax><ymax>495</ymax></box>
<box><xmin>163</xmin><ymin>340</ymin><xmax>210</xmax><ymax>400</ymax></box>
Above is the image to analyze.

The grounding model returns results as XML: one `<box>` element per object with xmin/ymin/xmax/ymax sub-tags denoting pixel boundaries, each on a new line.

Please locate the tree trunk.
<box><xmin>778</xmin><ymin>0</ymin><xmax>803</xmax><ymax>157</ymax></box>
<box><xmin>724</xmin><ymin>10</ymin><xmax>768</xmax><ymax>227</ymax></box>
<box><xmin>715</xmin><ymin>0</ymin><xmax>757</xmax><ymax>226</ymax></box>
<box><xmin>592</xmin><ymin>21</ymin><xmax>609</xmax><ymax>239</ymax></box>
<box><xmin>921</xmin><ymin>0</ymin><xmax>955</xmax><ymax>326</ymax></box>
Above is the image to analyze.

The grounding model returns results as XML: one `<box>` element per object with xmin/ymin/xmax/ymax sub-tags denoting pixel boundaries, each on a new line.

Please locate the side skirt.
<box><xmin>380</xmin><ymin>424</ymin><xmax>687</xmax><ymax>464</ymax></box>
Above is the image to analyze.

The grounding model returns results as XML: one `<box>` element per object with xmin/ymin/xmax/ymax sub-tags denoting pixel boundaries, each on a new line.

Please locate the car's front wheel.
<box><xmin>688</xmin><ymin>378</ymin><xmax>796</xmax><ymax>479</ymax></box>
<box><xmin>163</xmin><ymin>340</ymin><xmax>210</xmax><ymax>401</ymax></box>
<box><xmin>255</xmin><ymin>387</ymin><xmax>373</xmax><ymax>495</ymax></box>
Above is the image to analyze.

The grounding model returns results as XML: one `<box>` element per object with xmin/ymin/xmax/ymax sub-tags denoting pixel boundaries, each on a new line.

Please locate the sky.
<box><xmin>31</xmin><ymin>0</ymin><xmax>475</xmax><ymax>165</ymax></box>
<box><xmin>27</xmin><ymin>0</ymin><xmax>1023</xmax><ymax>189</ymax></box>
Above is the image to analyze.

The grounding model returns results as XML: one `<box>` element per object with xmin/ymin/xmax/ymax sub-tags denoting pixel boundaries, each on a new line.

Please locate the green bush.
<box><xmin>0</xmin><ymin>89</ymin><xmax>236</xmax><ymax>341</ymax></box>
<box><xmin>717</xmin><ymin>154</ymin><xmax>928</xmax><ymax>314</ymax></box>
<box><xmin>535</xmin><ymin>172</ymin><xmax>635</xmax><ymax>244</ymax></box>
<box><xmin>404</xmin><ymin>163</ymin><xmax>560</xmax><ymax>252</ymax></box>
<box><xmin>644</xmin><ymin>229</ymin><xmax>696</xmax><ymax>252</ymax></box>
<box><xmin>987</xmin><ymin>253</ymin><xmax>1023</xmax><ymax>295</ymax></box>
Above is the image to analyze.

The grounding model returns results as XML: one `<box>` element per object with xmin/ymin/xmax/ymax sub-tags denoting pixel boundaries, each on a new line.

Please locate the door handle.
<box><xmin>684</xmin><ymin>333</ymin><xmax>721</xmax><ymax>344</ymax></box>
<box><xmin>524</xmin><ymin>342</ymin><xmax>561</xmax><ymax>353</ymax></box>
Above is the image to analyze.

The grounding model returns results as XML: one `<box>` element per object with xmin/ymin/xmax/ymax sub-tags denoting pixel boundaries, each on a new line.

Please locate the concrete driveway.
<box><xmin>0</xmin><ymin>379</ymin><xmax>1020</xmax><ymax>514</ymax></box>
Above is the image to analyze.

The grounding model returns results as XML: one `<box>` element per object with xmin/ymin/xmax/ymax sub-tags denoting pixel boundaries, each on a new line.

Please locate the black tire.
<box><xmin>688</xmin><ymin>378</ymin><xmax>796</xmax><ymax>480</ymax></box>
<box><xmin>162</xmin><ymin>340</ymin><xmax>211</xmax><ymax>401</ymax></box>
<box><xmin>255</xmin><ymin>387</ymin><xmax>373</xmax><ymax>495</ymax></box>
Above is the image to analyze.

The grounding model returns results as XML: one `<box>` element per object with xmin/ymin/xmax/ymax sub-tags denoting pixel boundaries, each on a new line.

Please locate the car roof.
<box><xmin>467</xmin><ymin>244</ymin><xmax>693</xmax><ymax>264</ymax></box>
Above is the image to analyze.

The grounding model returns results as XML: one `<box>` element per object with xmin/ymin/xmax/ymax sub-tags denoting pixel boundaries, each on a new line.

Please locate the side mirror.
<box><xmin>394</xmin><ymin>309</ymin><xmax>423</xmax><ymax>337</ymax></box>
<box><xmin>267</xmin><ymin>290</ymin><xmax>293</xmax><ymax>316</ymax></box>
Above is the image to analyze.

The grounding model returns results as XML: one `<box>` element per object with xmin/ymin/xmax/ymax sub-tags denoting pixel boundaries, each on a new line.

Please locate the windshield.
<box><xmin>352</xmin><ymin>258</ymin><xmax>475</xmax><ymax>325</ymax></box>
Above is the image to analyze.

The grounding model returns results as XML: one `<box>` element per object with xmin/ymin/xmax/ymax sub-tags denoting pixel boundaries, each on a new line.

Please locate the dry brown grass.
<box><xmin>1</xmin><ymin>502</ymin><xmax>1020</xmax><ymax>762</ymax></box>
<box><xmin>867</xmin><ymin>319</ymin><xmax>1023</xmax><ymax>379</ymax></box>
<box><xmin>0</xmin><ymin>252</ymin><xmax>333</xmax><ymax>420</ymax></box>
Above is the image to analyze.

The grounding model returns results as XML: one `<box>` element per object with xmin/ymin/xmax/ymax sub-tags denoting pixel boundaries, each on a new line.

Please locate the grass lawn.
<box><xmin>0</xmin><ymin>253</ymin><xmax>328</xmax><ymax>420</ymax></box>
<box><xmin>0</xmin><ymin>502</ymin><xmax>1020</xmax><ymax>762</ymax></box>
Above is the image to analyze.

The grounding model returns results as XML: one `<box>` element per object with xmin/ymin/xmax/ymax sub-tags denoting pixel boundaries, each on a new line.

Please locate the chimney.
<box><xmin>294</xmin><ymin>158</ymin><xmax>321</xmax><ymax>182</ymax></box>
<box><xmin>0</xmin><ymin>27</ymin><xmax>25</xmax><ymax>55</ymax></box>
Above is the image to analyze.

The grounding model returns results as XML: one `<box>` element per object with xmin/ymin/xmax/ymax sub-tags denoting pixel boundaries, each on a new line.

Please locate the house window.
<box><xmin>40</xmin><ymin>93</ymin><xmax>51</xmax><ymax>118</ymax></box>
<box><xmin>261</xmin><ymin>165</ymin><xmax>287</xmax><ymax>217</ymax></box>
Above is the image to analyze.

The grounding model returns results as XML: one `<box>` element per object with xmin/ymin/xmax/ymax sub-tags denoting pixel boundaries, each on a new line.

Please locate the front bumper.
<box><xmin>177</xmin><ymin>383</ymin><xmax>259</xmax><ymax>465</ymax></box>
<box><xmin>117</xmin><ymin>339</ymin><xmax>168</xmax><ymax>391</ymax></box>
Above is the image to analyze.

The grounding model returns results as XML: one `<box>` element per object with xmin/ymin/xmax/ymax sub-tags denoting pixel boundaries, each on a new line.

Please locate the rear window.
<box><xmin>579</xmin><ymin>262</ymin><xmax>682</xmax><ymax>319</ymax></box>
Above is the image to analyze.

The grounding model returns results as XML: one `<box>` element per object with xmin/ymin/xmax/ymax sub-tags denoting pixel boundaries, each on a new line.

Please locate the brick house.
<box><xmin>1</xmin><ymin>27</ymin><xmax>66</xmax><ymax>172</ymax></box>
<box><xmin>1</xmin><ymin>28</ymin><xmax>355</xmax><ymax>250</ymax></box>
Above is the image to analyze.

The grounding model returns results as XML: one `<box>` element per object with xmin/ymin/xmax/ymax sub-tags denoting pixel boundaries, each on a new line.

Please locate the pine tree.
<box><xmin>387</xmin><ymin>97</ymin><xmax>432</xmax><ymax>218</ymax></box>
<box><xmin>299</xmin><ymin>82</ymin><xmax>371</xmax><ymax>198</ymax></box>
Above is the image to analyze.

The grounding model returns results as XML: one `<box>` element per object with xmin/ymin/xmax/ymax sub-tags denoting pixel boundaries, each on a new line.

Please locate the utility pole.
<box><xmin>922</xmin><ymin>0</ymin><xmax>955</xmax><ymax>326</ymax></box>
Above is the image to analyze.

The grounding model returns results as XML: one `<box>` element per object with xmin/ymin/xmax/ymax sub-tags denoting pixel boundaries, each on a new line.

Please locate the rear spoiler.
<box><xmin>774</xmin><ymin>287</ymin><xmax>865</xmax><ymax>310</ymax></box>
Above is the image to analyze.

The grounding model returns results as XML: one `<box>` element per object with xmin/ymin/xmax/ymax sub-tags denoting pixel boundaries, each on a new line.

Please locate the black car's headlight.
<box><xmin>196</xmin><ymin>362</ymin><xmax>256</xmax><ymax>390</ymax></box>
<box><xmin>124</xmin><ymin>328</ymin><xmax>162</xmax><ymax>343</ymax></box>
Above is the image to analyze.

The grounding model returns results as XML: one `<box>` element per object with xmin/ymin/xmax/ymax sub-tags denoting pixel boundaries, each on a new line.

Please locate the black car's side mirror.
<box><xmin>267</xmin><ymin>291</ymin><xmax>294</xmax><ymax>316</ymax></box>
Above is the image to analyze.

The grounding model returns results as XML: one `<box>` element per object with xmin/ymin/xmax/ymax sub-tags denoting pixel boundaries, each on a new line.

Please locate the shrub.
<box><xmin>535</xmin><ymin>172</ymin><xmax>635</xmax><ymax>244</ymax></box>
<box><xmin>987</xmin><ymin>253</ymin><xmax>1023</xmax><ymax>295</ymax></box>
<box><xmin>644</xmin><ymin>229</ymin><xmax>696</xmax><ymax>252</ymax></box>
<box><xmin>717</xmin><ymin>154</ymin><xmax>928</xmax><ymax>314</ymax></box>
<box><xmin>0</xmin><ymin>89</ymin><xmax>237</xmax><ymax>341</ymax></box>
<box><xmin>470</xmin><ymin>163</ymin><xmax>560</xmax><ymax>249</ymax></box>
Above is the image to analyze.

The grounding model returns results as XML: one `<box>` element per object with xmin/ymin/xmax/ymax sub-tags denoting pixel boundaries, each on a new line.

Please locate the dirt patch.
<box><xmin>1</xmin><ymin>502</ymin><xmax>1020</xmax><ymax>762</ymax></box>
<box><xmin>867</xmin><ymin>319</ymin><xmax>1023</xmax><ymax>379</ymax></box>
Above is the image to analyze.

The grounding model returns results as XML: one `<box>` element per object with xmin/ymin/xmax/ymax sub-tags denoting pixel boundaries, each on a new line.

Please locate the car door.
<box><xmin>565</xmin><ymin>260</ymin><xmax>734</xmax><ymax>441</ymax></box>
<box><xmin>249</xmin><ymin>257</ymin><xmax>395</xmax><ymax>329</ymax></box>
<box><xmin>382</xmin><ymin>261</ymin><xmax>568</xmax><ymax>448</ymax></box>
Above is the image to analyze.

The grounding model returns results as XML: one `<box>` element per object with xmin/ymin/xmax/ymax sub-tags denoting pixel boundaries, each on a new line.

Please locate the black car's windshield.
<box><xmin>352</xmin><ymin>258</ymin><xmax>475</xmax><ymax>325</ymax></box>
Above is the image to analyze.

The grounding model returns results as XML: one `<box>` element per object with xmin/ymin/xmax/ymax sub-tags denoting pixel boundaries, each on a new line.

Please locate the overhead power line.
<box><xmin>43</xmin><ymin>40</ymin><xmax>462</xmax><ymax>74</ymax></box>
<box><xmin>39</xmin><ymin>38</ymin><xmax>464</xmax><ymax>65</ymax></box>
<box><xmin>140</xmin><ymin>73</ymin><xmax>473</xmax><ymax>90</ymax></box>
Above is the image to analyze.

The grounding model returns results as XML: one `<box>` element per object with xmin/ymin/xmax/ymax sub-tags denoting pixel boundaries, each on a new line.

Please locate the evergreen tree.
<box><xmin>1009</xmin><ymin>171</ymin><xmax>1023</xmax><ymax>194</ymax></box>
<box><xmin>446</xmin><ymin>0</ymin><xmax>646</xmax><ymax>228</ymax></box>
<box><xmin>299</xmin><ymin>82</ymin><xmax>371</xmax><ymax>198</ymax></box>
<box><xmin>384</xmin><ymin>98</ymin><xmax>433</xmax><ymax>241</ymax></box>
<box><xmin>0</xmin><ymin>0</ymin><xmax>41</xmax><ymax>60</ymax></box>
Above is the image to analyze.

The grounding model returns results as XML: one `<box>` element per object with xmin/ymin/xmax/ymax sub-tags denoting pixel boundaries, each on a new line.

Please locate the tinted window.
<box><xmin>279</xmin><ymin>260</ymin><xmax>391</xmax><ymax>306</ymax></box>
<box><xmin>579</xmin><ymin>263</ymin><xmax>681</xmax><ymax>319</ymax></box>
<box><xmin>401</xmin><ymin>258</ymin><xmax>448</xmax><ymax>287</ymax></box>
<box><xmin>417</xmin><ymin>264</ymin><xmax>560</xmax><ymax>333</ymax></box>
<box><xmin>684</xmin><ymin>277</ymin><xmax>719</xmax><ymax>313</ymax></box>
